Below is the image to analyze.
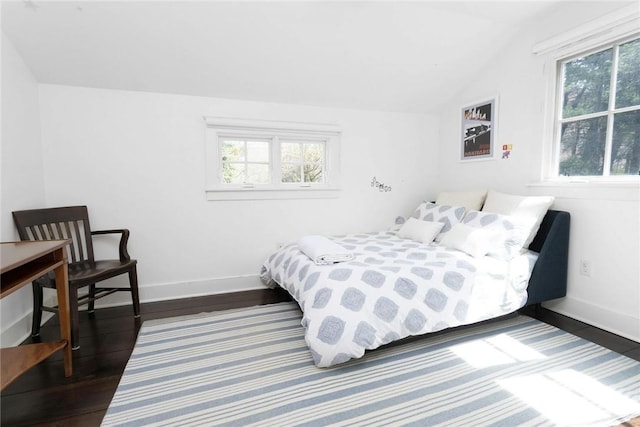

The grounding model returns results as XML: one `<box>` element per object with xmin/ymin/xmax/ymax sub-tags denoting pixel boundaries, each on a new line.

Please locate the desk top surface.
<box><xmin>1</xmin><ymin>240</ymin><xmax>70</xmax><ymax>273</ymax></box>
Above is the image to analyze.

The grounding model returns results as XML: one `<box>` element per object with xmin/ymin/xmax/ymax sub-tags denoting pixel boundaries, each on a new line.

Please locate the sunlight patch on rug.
<box><xmin>499</xmin><ymin>369</ymin><xmax>640</xmax><ymax>426</ymax></box>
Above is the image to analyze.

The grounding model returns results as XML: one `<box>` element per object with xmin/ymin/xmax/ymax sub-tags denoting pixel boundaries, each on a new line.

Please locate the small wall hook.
<box><xmin>370</xmin><ymin>176</ymin><xmax>392</xmax><ymax>192</ymax></box>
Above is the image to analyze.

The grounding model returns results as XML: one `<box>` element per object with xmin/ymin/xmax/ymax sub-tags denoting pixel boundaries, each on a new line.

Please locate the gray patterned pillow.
<box><xmin>388</xmin><ymin>216</ymin><xmax>407</xmax><ymax>233</ymax></box>
<box><xmin>411</xmin><ymin>202</ymin><xmax>466</xmax><ymax>242</ymax></box>
<box><xmin>462</xmin><ymin>210</ymin><xmax>536</xmax><ymax>260</ymax></box>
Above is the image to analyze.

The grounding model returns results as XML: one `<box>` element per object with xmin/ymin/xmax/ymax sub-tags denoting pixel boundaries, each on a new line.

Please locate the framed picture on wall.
<box><xmin>460</xmin><ymin>97</ymin><xmax>496</xmax><ymax>161</ymax></box>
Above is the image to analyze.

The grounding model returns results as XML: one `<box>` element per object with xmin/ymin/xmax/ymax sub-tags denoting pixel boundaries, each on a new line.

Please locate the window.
<box><xmin>556</xmin><ymin>37</ymin><xmax>640</xmax><ymax>177</ymax></box>
<box><xmin>534</xmin><ymin>4</ymin><xmax>640</xmax><ymax>183</ymax></box>
<box><xmin>204</xmin><ymin>117</ymin><xmax>341</xmax><ymax>200</ymax></box>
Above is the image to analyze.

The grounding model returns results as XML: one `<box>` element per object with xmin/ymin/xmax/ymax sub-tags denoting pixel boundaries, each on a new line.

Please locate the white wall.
<box><xmin>3</xmin><ymin>1</ymin><xmax>637</xmax><ymax>348</ymax></box>
<box><xmin>36</xmin><ymin>84</ymin><xmax>439</xmax><ymax>308</ymax></box>
<box><xmin>435</xmin><ymin>2</ymin><xmax>640</xmax><ymax>341</ymax></box>
<box><xmin>0</xmin><ymin>32</ymin><xmax>47</xmax><ymax>346</ymax></box>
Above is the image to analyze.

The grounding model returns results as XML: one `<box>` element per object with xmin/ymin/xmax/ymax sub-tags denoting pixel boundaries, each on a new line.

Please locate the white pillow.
<box><xmin>411</xmin><ymin>202</ymin><xmax>466</xmax><ymax>242</ymax></box>
<box><xmin>439</xmin><ymin>223</ymin><xmax>499</xmax><ymax>258</ymax></box>
<box><xmin>481</xmin><ymin>190</ymin><xmax>554</xmax><ymax>247</ymax></box>
<box><xmin>436</xmin><ymin>190</ymin><xmax>487</xmax><ymax>211</ymax></box>
<box><xmin>462</xmin><ymin>210</ymin><xmax>536</xmax><ymax>260</ymax></box>
<box><xmin>397</xmin><ymin>218</ymin><xmax>444</xmax><ymax>244</ymax></box>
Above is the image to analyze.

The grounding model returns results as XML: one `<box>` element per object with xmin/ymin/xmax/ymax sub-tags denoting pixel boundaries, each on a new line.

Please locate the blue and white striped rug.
<box><xmin>102</xmin><ymin>302</ymin><xmax>640</xmax><ymax>426</ymax></box>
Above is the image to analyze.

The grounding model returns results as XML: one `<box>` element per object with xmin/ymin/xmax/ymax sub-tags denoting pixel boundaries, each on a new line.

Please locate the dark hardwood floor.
<box><xmin>2</xmin><ymin>288</ymin><xmax>639</xmax><ymax>426</ymax></box>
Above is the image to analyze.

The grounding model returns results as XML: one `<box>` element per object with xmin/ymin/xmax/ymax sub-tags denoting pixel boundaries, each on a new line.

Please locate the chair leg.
<box><xmin>88</xmin><ymin>283</ymin><xmax>96</xmax><ymax>313</ymax></box>
<box><xmin>69</xmin><ymin>285</ymin><xmax>80</xmax><ymax>350</ymax></box>
<box><xmin>129</xmin><ymin>265</ymin><xmax>141</xmax><ymax>318</ymax></box>
<box><xmin>31</xmin><ymin>282</ymin><xmax>44</xmax><ymax>337</ymax></box>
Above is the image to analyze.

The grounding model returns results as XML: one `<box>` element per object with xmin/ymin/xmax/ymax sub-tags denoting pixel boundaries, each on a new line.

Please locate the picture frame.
<box><xmin>460</xmin><ymin>97</ymin><xmax>497</xmax><ymax>161</ymax></box>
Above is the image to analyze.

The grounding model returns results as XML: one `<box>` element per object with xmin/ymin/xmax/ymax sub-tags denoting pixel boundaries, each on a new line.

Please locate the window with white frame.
<box><xmin>556</xmin><ymin>36</ymin><xmax>639</xmax><ymax>177</ymax></box>
<box><xmin>204</xmin><ymin>117</ymin><xmax>341</xmax><ymax>200</ymax></box>
<box><xmin>536</xmin><ymin>5</ymin><xmax>640</xmax><ymax>181</ymax></box>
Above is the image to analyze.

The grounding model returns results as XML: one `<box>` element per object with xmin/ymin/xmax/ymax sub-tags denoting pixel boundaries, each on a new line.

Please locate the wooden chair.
<box><xmin>12</xmin><ymin>206</ymin><xmax>140</xmax><ymax>350</ymax></box>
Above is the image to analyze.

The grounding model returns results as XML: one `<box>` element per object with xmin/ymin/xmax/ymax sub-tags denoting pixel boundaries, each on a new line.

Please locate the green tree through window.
<box><xmin>558</xmin><ymin>37</ymin><xmax>640</xmax><ymax>177</ymax></box>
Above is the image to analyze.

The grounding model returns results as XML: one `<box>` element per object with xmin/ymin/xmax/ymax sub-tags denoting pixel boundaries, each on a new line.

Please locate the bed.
<box><xmin>261</xmin><ymin>196</ymin><xmax>570</xmax><ymax>368</ymax></box>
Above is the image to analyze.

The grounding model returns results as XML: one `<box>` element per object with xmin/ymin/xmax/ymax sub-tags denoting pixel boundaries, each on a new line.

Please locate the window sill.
<box><xmin>527</xmin><ymin>179</ymin><xmax>640</xmax><ymax>201</ymax></box>
<box><xmin>206</xmin><ymin>187</ymin><xmax>342</xmax><ymax>201</ymax></box>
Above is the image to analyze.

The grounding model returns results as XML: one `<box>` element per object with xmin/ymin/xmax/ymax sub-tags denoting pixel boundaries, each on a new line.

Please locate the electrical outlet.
<box><xmin>580</xmin><ymin>259</ymin><xmax>592</xmax><ymax>277</ymax></box>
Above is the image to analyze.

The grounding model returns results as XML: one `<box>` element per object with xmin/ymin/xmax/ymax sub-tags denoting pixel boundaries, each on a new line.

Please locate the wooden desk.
<box><xmin>1</xmin><ymin>240</ymin><xmax>73</xmax><ymax>390</ymax></box>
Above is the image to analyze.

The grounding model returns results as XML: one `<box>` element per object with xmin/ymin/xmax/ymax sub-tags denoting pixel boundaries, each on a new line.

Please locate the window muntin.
<box><xmin>556</xmin><ymin>36</ymin><xmax>640</xmax><ymax>178</ymax></box>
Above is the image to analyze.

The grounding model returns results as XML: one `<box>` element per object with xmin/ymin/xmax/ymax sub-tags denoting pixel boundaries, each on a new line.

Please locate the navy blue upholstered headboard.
<box><xmin>525</xmin><ymin>209</ymin><xmax>571</xmax><ymax>306</ymax></box>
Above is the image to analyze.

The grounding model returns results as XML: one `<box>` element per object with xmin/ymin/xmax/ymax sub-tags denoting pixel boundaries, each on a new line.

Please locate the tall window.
<box><xmin>204</xmin><ymin>117</ymin><xmax>341</xmax><ymax>200</ymax></box>
<box><xmin>556</xmin><ymin>36</ymin><xmax>640</xmax><ymax>177</ymax></box>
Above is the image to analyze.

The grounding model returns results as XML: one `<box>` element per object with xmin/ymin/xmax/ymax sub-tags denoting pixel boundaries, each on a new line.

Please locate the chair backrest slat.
<box><xmin>44</xmin><ymin>223</ymin><xmax>56</xmax><ymax>240</ymax></box>
<box><xmin>73</xmin><ymin>220</ymin><xmax>85</xmax><ymax>261</ymax></box>
<box><xmin>12</xmin><ymin>206</ymin><xmax>95</xmax><ymax>264</ymax></box>
<box><xmin>27</xmin><ymin>225</ymin><xmax>40</xmax><ymax>240</ymax></box>
<box><xmin>61</xmin><ymin>221</ymin><xmax>78</xmax><ymax>263</ymax></box>
<box><xmin>51</xmin><ymin>222</ymin><xmax>62</xmax><ymax>239</ymax></box>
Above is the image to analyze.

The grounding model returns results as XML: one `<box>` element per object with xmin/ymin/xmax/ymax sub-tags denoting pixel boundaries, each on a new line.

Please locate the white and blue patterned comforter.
<box><xmin>260</xmin><ymin>231</ymin><xmax>537</xmax><ymax>367</ymax></box>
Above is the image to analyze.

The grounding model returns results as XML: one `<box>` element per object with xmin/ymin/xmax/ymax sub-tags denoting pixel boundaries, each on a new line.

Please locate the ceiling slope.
<box><xmin>2</xmin><ymin>1</ymin><xmax>560</xmax><ymax>113</ymax></box>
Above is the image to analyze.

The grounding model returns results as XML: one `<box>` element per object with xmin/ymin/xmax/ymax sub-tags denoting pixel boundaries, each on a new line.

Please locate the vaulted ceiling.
<box><xmin>3</xmin><ymin>1</ymin><xmax>562</xmax><ymax>113</ymax></box>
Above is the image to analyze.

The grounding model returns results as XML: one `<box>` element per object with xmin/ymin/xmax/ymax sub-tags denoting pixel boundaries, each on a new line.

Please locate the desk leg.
<box><xmin>54</xmin><ymin>248</ymin><xmax>73</xmax><ymax>377</ymax></box>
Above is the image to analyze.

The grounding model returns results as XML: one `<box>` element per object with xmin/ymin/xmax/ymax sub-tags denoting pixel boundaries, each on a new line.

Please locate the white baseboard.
<box><xmin>545</xmin><ymin>295</ymin><xmax>640</xmax><ymax>343</ymax></box>
<box><xmin>6</xmin><ymin>278</ymin><xmax>635</xmax><ymax>348</ymax></box>
<box><xmin>93</xmin><ymin>274</ymin><xmax>269</xmax><ymax>308</ymax></box>
<box><xmin>0</xmin><ymin>275</ymin><xmax>268</xmax><ymax>347</ymax></box>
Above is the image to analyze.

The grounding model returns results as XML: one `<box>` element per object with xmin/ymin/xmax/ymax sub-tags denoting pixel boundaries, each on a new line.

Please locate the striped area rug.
<box><xmin>102</xmin><ymin>302</ymin><xmax>640</xmax><ymax>426</ymax></box>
